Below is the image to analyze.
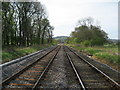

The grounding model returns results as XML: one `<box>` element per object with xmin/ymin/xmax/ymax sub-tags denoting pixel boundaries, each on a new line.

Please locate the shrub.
<box><xmin>81</xmin><ymin>40</ymin><xmax>91</xmax><ymax>47</ymax></box>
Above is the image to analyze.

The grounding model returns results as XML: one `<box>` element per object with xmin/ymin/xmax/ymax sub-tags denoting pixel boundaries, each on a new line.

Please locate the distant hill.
<box><xmin>108</xmin><ymin>39</ymin><xmax>119</xmax><ymax>43</ymax></box>
<box><xmin>53</xmin><ymin>36</ymin><xmax>68</xmax><ymax>43</ymax></box>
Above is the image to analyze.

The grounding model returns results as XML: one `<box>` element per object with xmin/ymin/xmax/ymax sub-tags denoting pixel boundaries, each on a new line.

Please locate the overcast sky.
<box><xmin>40</xmin><ymin>0</ymin><xmax>119</xmax><ymax>39</ymax></box>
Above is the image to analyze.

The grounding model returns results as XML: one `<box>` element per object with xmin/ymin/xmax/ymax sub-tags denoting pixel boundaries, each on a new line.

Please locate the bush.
<box><xmin>81</xmin><ymin>40</ymin><xmax>91</xmax><ymax>47</ymax></box>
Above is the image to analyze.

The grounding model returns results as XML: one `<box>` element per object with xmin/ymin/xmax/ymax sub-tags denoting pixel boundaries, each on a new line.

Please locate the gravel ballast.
<box><xmin>39</xmin><ymin>46</ymin><xmax>80</xmax><ymax>88</ymax></box>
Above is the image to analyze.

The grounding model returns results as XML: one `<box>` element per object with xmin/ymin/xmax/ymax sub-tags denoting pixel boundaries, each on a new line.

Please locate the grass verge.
<box><xmin>2</xmin><ymin>44</ymin><xmax>53</xmax><ymax>64</ymax></box>
<box><xmin>66</xmin><ymin>44</ymin><xmax>119</xmax><ymax>71</ymax></box>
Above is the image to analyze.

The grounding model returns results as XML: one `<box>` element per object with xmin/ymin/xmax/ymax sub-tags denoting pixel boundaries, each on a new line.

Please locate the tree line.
<box><xmin>2</xmin><ymin>2</ymin><xmax>53</xmax><ymax>47</ymax></box>
<box><xmin>67</xmin><ymin>17</ymin><xmax>108</xmax><ymax>46</ymax></box>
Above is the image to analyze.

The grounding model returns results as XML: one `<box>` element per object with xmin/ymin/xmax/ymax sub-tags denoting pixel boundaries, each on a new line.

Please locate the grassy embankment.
<box><xmin>2</xmin><ymin>44</ymin><xmax>54</xmax><ymax>64</ymax></box>
<box><xmin>67</xmin><ymin>44</ymin><xmax>119</xmax><ymax>71</ymax></box>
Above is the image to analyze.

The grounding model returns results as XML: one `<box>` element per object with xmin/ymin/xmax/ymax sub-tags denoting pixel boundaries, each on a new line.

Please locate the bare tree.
<box><xmin>77</xmin><ymin>17</ymin><xmax>94</xmax><ymax>28</ymax></box>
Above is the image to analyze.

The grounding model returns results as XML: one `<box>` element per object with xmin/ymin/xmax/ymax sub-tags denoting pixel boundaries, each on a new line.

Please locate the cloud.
<box><xmin>40</xmin><ymin>0</ymin><xmax>118</xmax><ymax>39</ymax></box>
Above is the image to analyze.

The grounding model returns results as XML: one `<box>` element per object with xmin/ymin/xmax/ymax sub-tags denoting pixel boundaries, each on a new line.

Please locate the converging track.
<box><xmin>1</xmin><ymin>45</ymin><xmax>120</xmax><ymax>89</ymax></box>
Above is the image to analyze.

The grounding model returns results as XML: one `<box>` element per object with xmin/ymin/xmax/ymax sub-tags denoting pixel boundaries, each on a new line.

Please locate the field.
<box><xmin>2</xmin><ymin>44</ymin><xmax>53</xmax><ymax>64</ymax></box>
<box><xmin>67</xmin><ymin>44</ymin><xmax>119</xmax><ymax>71</ymax></box>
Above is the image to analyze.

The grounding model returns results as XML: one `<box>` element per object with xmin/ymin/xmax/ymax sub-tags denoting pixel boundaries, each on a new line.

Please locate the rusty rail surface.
<box><xmin>2</xmin><ymin>46</ymin><xmax>60</xmax><ymax>89</ymax></box>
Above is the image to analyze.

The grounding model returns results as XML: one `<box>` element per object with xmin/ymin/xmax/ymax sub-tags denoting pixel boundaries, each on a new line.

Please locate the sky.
<box><xmin>40</xmin><ymin>0</ymin><xmax>119</xmax><ymax>39</ymax></box>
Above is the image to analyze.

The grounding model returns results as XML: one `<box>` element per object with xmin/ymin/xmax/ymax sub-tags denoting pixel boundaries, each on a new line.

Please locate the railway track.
<box><xmin>2</xmin><ymin>46</ymin><xmax>60</xmax><ymax>89</ymax></box>
<box><xmin>37</xmin><ymin>46</ymin><xmax>81</xmax><ymax>88</ymax></box>
<box><xmin>64</xmin><ymin>46</ymin><xmax>120</xmax><ymax>89</ymax></box>
<box><xmin>1</xmin><ymin>45</ymin><xmax>120</xmax><ymax>89</ymax></box>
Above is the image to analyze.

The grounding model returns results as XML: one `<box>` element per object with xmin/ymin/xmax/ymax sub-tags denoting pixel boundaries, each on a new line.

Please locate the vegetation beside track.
<box><xmin>2</xmin><ymin>44</ymin><xmax>54</xmax><ymax>64</ymax></box>
<box><xmin>66</xmin><ymin>44</ymin><xmax>119</xmax><ymax>71</ymax></box>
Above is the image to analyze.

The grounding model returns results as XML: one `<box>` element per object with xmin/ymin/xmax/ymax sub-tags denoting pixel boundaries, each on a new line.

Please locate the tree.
<box><xmin>41</xmin><ymin>18</ymin><xmax>49</xmax><ymax>44</ymax></box>
<box><xmin>2</xmin><ymin>2</ymin><xmax>16</xmax><ymax>46</ymax></box>
<box><xmin>77</xmin><ymin>17</ymin><xmax>94</xmax><ymax>28</ymax></box>
<box><xmin>69</xmin><ymin>17</ymin><xmax>108</xmax><ymax>46</ymax></box>
<box><xmin>2</xmin><ymin>2</ymin><xmax>54</xmax><ymax>47</ymax></box>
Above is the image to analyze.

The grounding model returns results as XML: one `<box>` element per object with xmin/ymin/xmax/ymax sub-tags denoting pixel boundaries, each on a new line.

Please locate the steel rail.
<box><xmin>66</xmin><ymin>46</ymin><xmax>120</xmax><ymax>88</ymax></box>
<box><xmin>1</xmin><ymin>46</ymin><xmax>59</xmax><ymax>88</ymax></box>
<box><xmin>65</xmin><ymin>50</ymin><xmax>86</xmax><ymax>90</ymax></box>
<box><xmin>32</xmin><ymin>46</ymin><xmax>61</xmax><ymax>90</ymax></box>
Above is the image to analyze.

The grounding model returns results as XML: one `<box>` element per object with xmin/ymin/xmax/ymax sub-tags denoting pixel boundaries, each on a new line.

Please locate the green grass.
<box><xmin>2</xmin><ymin>44</ymin><xmax>53</xmax><ymax>63</ymax></box>
<box><xmin>95</xmin><ymin>53</ymin><xmax>120</xmax><ymax>64</ymax></box>
<box><xmin>67</xmin><ymin>44</ymin><xmax>119</xmax><ymax>64</ymax></box>
<box><xmin>84</xmin><ymin>48</ymin><xmax>103</xmax><ymax>55</ymax></box>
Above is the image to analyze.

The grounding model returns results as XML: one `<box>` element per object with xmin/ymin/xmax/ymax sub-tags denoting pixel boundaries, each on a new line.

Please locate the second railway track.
<box><xmin>64</xmin><ymin>46</ymin><xmax>120</xmax><ymax>89</ymax></box>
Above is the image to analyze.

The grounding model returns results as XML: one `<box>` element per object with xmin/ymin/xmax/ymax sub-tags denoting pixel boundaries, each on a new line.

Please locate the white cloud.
<box><xmin>40</xmin><ymin>0</ymin><xmax>118</xmax><ymax>39</ymax></box>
